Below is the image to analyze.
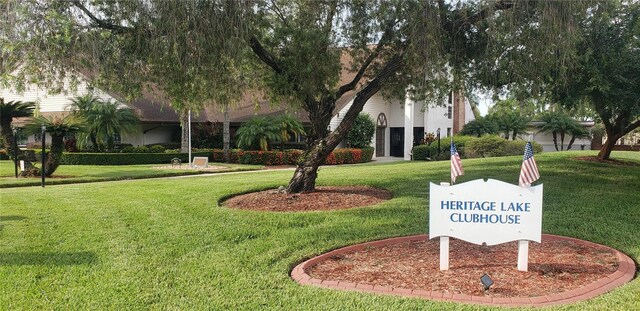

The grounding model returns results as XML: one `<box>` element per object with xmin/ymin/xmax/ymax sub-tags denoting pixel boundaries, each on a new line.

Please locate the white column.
<box><xmin>404</xmin><ymin>95</ymin><xmax>414</xmax><ymax>160</ymax></box>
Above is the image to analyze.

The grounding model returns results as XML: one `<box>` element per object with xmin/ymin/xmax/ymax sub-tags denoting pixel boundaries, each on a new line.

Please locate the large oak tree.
<box><xmin>549</xmin><ymin>1</ymin><xmax>640</xmax><ymax>160</ymax></box>
<box><xmin>4</xmin><ymin>0</ymin><xmax>588</xmax><ymax>192</ymax></box>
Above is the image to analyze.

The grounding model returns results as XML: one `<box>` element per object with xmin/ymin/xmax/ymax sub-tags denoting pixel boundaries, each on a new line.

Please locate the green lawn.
<box><xmin>1</xmin><ymin>151</ymin><xmax>638</xmax><ymax>310</ymax></box>
<box><xmin>0</xmin><ymin>161</ymin><xmax>263</xmax><ymax>188</ymax></box>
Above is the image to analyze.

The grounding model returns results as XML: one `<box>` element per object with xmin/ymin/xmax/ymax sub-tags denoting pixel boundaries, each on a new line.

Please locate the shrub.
<box><xmin>121</xmin><ymin>146</ymin><xmax>136</xmax><ymax>153</ymax></box>
<box><xmin>59</xmin><ymin>152</ymin><xmax>211</xmax><ymax>165</ymax></box>
<box><xmin>427</xmin><ymin>135</ymin><xmax>475</xmax><ymax>161</ymax></box>
<box><xmin>211</xmin><ymin>148</ymin><xmax>372</xmax><ymax>165</ymax></box>
<box><xmin>147</xmin><ymin>145</ymin><xmax>166</xmax><ymax>153</ymax></box>
<box><xmin>465</xmin><ymin>135</ymin><xmax>507</xmax><ymax>158</ymax></box>
<box><xmin>146</xmin><ymin>142</ymin><xmax>181</xmax><ymax>150</ymax></box>
<box><xmin>502</xmin><ymin>140</ymin><xmax>543</xmax><ymax>156</ymax></box>
<box><xmin>133</xmin><ymin>146</ymin><xmax>149</xmax><ymax>153</ymax></box>
<box><xmin>0</xmin><ymin>149</ymin><xmax>8</xmax><ymax>160</ymax></box>
<box><xmin>414</xmin><ymin>135</ymin><xmax>543</xmax><ymax>161</ymax></box>
<box><xmin>345</xmin><ymin>113</ymin><xmax>375</xmax><ymax>148</ymax></box>
<box><xmin>64</xmin><ymin>138</ymin><xmax>78</xmax><ymax>152</ymax></box>
<box><xmin>412</xmin><ymin>144</ymin><xmax>430</xmax><ymax>160</ymax></box>
<box><xmin>360</xmin><ymin>147</ymin><xmax>374</xmax><ymax>163</ymax></box>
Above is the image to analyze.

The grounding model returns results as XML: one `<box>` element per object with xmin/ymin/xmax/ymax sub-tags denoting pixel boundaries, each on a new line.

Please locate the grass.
<box><xmin>0</xmin><ymin>151</ymin><xmax>639</xmax><ymax>310</ymax></box>
<box><xmin>0</xmin><ymin>161</ymin><xmax>263</xmax><ymax>188</ymax></box>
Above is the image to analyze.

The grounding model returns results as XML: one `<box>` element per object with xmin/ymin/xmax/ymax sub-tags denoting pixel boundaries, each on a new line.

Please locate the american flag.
<box><xmin>450</xmin><ymin>142</ymin><xmax>464</xmax><ymax>184</ymax></box>
<box><xmin>519</xmin><ymin>142</ymin><xmax>540</xmax><ymax>187</ymax></box>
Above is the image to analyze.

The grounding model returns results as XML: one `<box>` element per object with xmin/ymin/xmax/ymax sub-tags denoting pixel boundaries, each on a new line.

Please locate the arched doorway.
<box><xmin>376</xmin><ymin>113</ymin><xmax>387</xmax><ymax>157</ymax></box>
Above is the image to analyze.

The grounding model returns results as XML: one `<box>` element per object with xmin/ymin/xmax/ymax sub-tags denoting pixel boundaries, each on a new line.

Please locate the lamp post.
<box><xmin>12</xmin><ymin>126</ymin><xmax>18</xmax><ymax>178</ymax></box>
<box><xmin>41</xmin><ymin>125</ymin><xmax>46</xmax><ymax>188</ymax></box>
<box><xmin>437</xmin><ymin>128</ymin><xmax>441</xmax><ymax>157</ymax></box>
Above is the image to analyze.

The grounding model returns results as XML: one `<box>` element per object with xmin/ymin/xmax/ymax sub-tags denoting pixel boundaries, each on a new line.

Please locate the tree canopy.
<box><xmin>3</xmin><ymin>0</ymin><xmax>594</xmax><ymax>192</ymax></box>
<box><xmin>548</xmin><ymin>1</ymin><xmax>640</xmax><ymax>159</ymax></box>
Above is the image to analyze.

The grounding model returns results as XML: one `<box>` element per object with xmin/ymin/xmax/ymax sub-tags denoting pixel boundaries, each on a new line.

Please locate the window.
<box><xmin>113</xmin><ymin>133</ymin><xmax>122</xmax><ymax>145</ymax></box>
<box><xmin>64</xmin><ymin>132</ymin><xmax>76</xmax><ymax>140</ymax></box>
<box><xmin>447</xmin><ymin>127</ymin><xmax>451</xmax><ymax>137</ymax></box>
<box><xmin>15</xmin><ymin>128</ymin><xmax>28</xmax><ymax>145</ymax></box>
<box><xmin>447</xmin><ymin>106</ymin><xmax>452</xmax><ymax>119</ymax></box>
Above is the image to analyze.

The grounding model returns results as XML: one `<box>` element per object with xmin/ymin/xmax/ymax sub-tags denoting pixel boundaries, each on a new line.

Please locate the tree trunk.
<box><xmin>552</xmin><ymin>131</ymin><xmax>559</xmax><ymax>151</ymax></box>
<box><xmin>285</xmin><ymin>53</ymin><xmax>404</xmax><ymax>193</ymax></box>
<box><xmin>44</xmin><ymin>134</ymin><xmax>64</xmax><ymax>176</ymax></box>
<box><xmin>223</xmin><ymin>103</ymin><xmax>230</xmax><ymax>162</ymax></box>
<box><xmin>567</xmin><ymin>135</ymin><xmax>577</xmax><ymax>150</ymax></box>
<box><xmin>560</xmin><ymin>131</ymin><xmax>565</xmax><ymax>151</ymax></box>
<box><xmin>286</xmin><ymin>141</ymin><xmax>332</xmax><ymax>193</ymax></box>
<box><xmin>180</xmin><ymin>110</ymin><xmax>189</xmax><ymax>153</ymax></box>
<box><xmin>0</xmin><ymin>123</ymin><xmax>17</xmax><ymax>162</ymax></box>
<box><xmin>0</xmin><ymin>123</ymin><xmax>37</xmax><ymax>176</ymax></box>
<box><xmin>598</xmin><ymin>135</ymin><xmax>618</xmax><ymax>160</ymax></box>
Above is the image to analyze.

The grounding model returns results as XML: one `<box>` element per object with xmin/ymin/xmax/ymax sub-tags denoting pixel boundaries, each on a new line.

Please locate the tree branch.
<box><xmin>269</xmin><ymin>0</ymin><xmax>290</xmax><ymax>29</ymax></box>
<box><xmin>248</xmin><ymin>35</ymin><xmax>283</xmax><ymax>75</ymax></box>
<box><xmin>466</xmin><ymin>0</ymin><xmax>515</xmax><ymax>25</ymax></box>
<box><xmin>620</xmin><ymin>118</ymin><xmax>640</xmax><ymax>137</ymax></box>
<box><xmin>335</xmin><ymin>21</ymin><xmax>396</xmax><ymax>99</ymax></box>
<box><xmin>328</xmin><ymin>51</ymin><xmax>405</xmax><ymax>147</ymax></box>
<box><xmin>71</xmin><ymin>0</ymin><xmax>132</xmax><ymax>34</ymax></box>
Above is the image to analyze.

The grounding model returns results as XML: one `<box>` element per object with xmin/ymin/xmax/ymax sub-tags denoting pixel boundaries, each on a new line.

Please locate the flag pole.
<box><xmin>450</xmin><ymin>135</ymin><xmax>454</xmax><ymax>184</ymax></box>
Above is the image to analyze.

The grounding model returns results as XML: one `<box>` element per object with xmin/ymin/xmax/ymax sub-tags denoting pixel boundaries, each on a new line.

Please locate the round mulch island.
<box><xmin>292</xmin><ymin>234</ymin><xmax>636</xmax><ymax>307</ymax></box>
<box><xmin>223</xmin><ymin>186</ymin><xmax>392</xmax><ymax>212</ymax></box>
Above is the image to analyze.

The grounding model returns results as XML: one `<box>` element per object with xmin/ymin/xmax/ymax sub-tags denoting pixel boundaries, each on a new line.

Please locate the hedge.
<box><xmin>412</xmin><ymin>136</ymin><xmax>474</xmax><ymax>161</ymax></box>
<box><xmin>52</xmin><ymin>152</ymin><xmax>212</xmax><ymax>165</ymax></box>
<box><xmin>412</xmin><ymin>135</ymin><xmax>543</xmax><ymax>161</ymax></box>
<box><xmin>211</xmin><ymin>147</ymin><xmax>374</xmax><ymax>165</ymax></box>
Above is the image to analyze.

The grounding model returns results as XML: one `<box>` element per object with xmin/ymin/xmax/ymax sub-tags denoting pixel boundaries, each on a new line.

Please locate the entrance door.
<box><xmin>390</xmin><ymin>127</ymin><xmax>404</xmax><ymax>157</ymax></box>
<box><xmin>376</xmin><ymin>127</ymin><xmax>385</xmax><ymax>157</ymax></box>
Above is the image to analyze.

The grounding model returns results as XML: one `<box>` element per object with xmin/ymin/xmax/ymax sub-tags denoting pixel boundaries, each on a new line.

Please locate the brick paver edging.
<box><xmin>290</xmin><ymin>234</ymin><xmax>636</xmax><ymax>307</ymax></box>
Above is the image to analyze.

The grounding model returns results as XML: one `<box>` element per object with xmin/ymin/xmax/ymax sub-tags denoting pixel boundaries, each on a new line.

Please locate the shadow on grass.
<box><xmin>0</xmin><ymin>215</ymin><xmax>27</xmax><ymax>221</ymax></box>
<box><xmin>0</xmin><ymin>251</ymin><xmax>98</xmax><ymax>266</ymax></box>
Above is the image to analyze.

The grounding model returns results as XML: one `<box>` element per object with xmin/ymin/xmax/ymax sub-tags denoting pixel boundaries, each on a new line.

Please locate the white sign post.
<box><xmin>429</xmin><ymin>179</ymin><xmax>543</xmax><ymax>272</ymax></box>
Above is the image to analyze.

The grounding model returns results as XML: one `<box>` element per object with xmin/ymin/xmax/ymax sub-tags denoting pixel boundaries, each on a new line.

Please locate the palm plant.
<box><xmin>0</xmin><ymin>98</ymin><xmax>35</xmax><ymax>164</ymax></box>
<box><xmin>70</xmin><ymin>96</ymin><xmax>140</xmax><ymax>151</ymax></box>
<box><xmin>235</xmin><ymin>116</ymin><xmax>280</xmax><ymax>151</ymax></box>
<box><xmin>25</xmin><ymin>115</ymin><xmax>86</xmax><ymax>176</ymax></box>
<box><xmin>539</xmin><ymin>111</ymin><xmax>586</xmax><ymax>151</ymax></box>
<box><xmin>68</xmin><ymin>94</ymin><xmax>101</xmax><ymax>149</ymax></box>
<box><xmin>273</xmin><ymin>115</ymin><xmax>306</xmax><ymax>151</ymax></box>
<box><xmin>460</xmin><ymin>116</ymin><xmax>499</xmax><ymax>137</ymax></box>
<box><xmin>493</xmin><ymin>112</ymin><xmax>529</xmax><ymax>140</ymax></box>
<box><xmin>88</xmin><ymin>101</ymin><xmax>139</xmax><ymax>151</ymax></box>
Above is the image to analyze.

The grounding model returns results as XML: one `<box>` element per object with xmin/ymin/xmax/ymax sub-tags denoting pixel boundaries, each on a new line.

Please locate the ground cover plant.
<box><xmin>0</xmin><ymin>161</ymin><xmax>261</xmax><ymax>188</ymax></box>
<box><xmin>0</xmin><ymin>151</ymin><xmax>638</xmax><ymax>310</ymax></box>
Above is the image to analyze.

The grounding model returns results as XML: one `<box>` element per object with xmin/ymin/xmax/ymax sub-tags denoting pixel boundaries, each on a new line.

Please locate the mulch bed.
<box><xmin>224</xmin><ymin>186</ymin><xmax>624</xmax><ymax>299</ymax></box>
<box><xmin>223</xmin><ymin>186</ymin><xmax>392</xmax><ymax>212</ymax></box>
<box><xmin>306</xmin><ymin>238</ymin><xmax>619</xmax><ymax>298</ymax></box>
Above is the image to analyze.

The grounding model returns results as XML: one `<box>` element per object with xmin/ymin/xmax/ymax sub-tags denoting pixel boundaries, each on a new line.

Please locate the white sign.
<box><xmin>429</xmin><ymin>179</ymin><xmax>543</xmax><ymax>246</ymax></box>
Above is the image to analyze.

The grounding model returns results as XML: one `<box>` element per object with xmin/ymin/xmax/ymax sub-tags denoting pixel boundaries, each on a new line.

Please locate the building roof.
<box><xmin>103</xmin><ymin>50</ymin><xmax>363</xmax><ymax>124</ymax></box>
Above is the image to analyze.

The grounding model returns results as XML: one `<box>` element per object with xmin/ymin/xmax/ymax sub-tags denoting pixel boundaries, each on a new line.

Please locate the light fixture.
<box><xmin>480</xmin><ymin>273</ymin><xmax>493</xmax><ymax>291</ymax></box>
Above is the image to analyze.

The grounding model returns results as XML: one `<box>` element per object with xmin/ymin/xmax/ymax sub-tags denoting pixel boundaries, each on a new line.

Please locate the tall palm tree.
<box><xmin>0</xmin><ymin>98</ymin><xmax>35</xmax><ymax>164</ymax></box>
<box><xmin>25</xmin><ymin>115</ymin><xmax>86</xmax><ymax>176</ymax></box>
